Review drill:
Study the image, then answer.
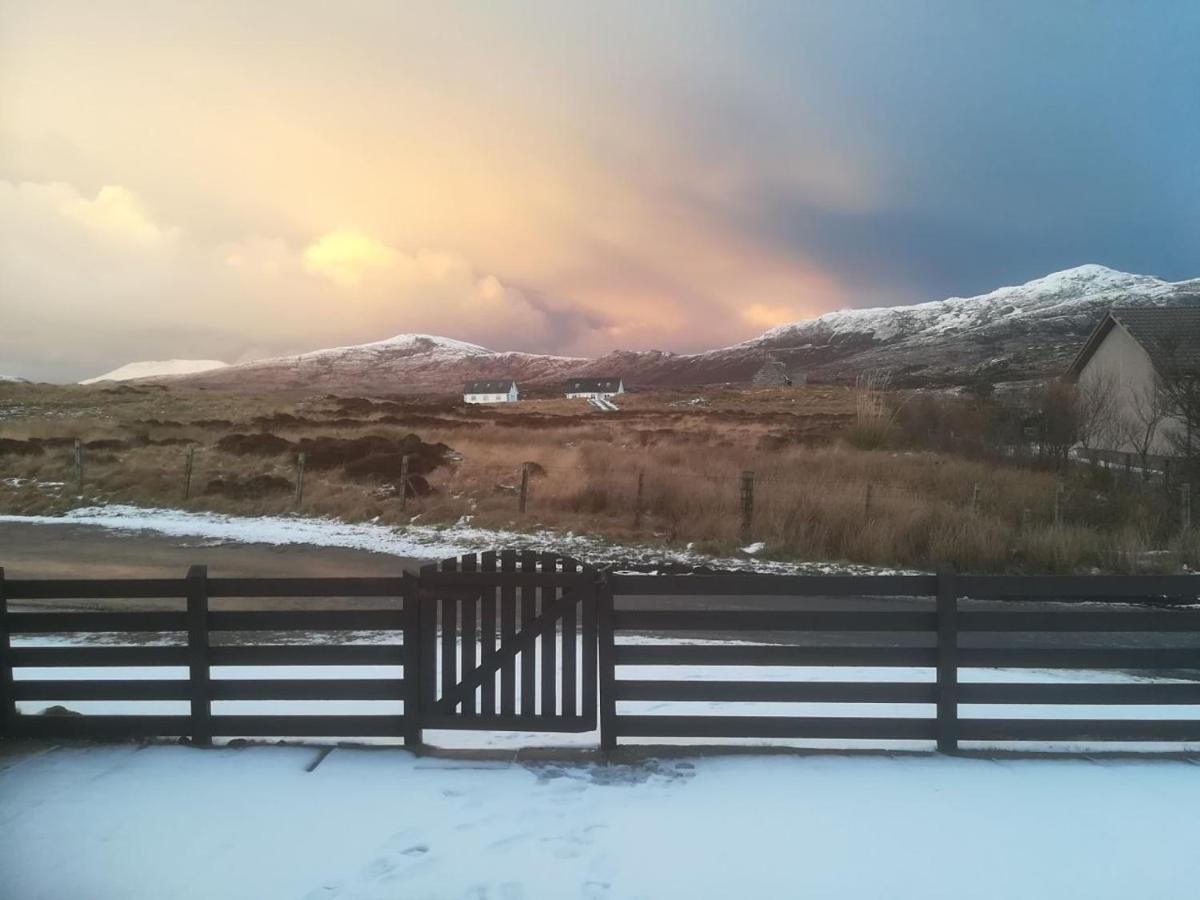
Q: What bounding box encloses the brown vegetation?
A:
[1,379,1196,573]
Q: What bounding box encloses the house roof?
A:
[564,377,622,393]
[463,379,516,393]
[1067,306,1200,380]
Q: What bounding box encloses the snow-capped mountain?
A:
[156,265,1199,394]
[80,359,229,385]
[739,265,1199,386]
[171,334,586,394]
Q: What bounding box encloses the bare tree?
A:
[1075,370,1121,453]
[1157,343,1200,478]
[1034,381,1079,469]
[1118,375,1170,477]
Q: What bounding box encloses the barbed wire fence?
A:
[4,442,1199,557]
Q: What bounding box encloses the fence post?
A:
[73,439,84,491]
[864,483,873,518]
[633,470,645,528]
[970,482,980,515]
[935,569,959,754]
[186,565,212,745]
[1182,483,1192,534]
[0,567,12,740]
[183,447,195,501]
[1054,481,1063,527]
[597,570,617,753]
[1021,508,1031,532]
[740,470,754,544]
[399,454,410,508]
[294,452,306,508]
[519,462,531,513]
[402,571,423,752]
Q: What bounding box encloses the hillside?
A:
[161,265,1199,395]
[81,359,229,384]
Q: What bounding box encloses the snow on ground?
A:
[2,741,1199,900]
[0,504,907,574]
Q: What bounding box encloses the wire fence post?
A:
[740,470,754,544]
[864,483,873,518]
[183,447,195,501]
[1182,483,1192,534]
[970,482,980,515]
[294,452,306,508]
[519,462,531,513]
[186,565,212,746]
[1054,481,1063,527]
[73,439,84,491]
[399,454,410,508]
[935,569,959,754]
[633,470,645,527]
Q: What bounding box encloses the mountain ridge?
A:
[124,265,1200,395]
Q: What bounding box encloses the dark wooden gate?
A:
[417,551,598,732]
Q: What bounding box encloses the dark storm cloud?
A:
[667,0,1200,302]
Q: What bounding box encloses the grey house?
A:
[751,356,806,387]
[1067,307,1200,457]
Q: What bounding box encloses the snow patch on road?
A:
[0,504,910,574]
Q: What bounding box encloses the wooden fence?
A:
[601,572,1200,750]
[3,560,1200,751]
[0,566,417,744]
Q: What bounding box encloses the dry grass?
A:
[0,380,1189,572]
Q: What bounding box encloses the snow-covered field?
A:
[2,741,1198,900]
[0,504,909,574]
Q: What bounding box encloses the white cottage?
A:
[463,379,519,404]
[564,377,624,400]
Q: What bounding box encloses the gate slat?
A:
[520,550,537,716]
[480,551,497,716]
[460,554,477,716]
[419,566,438,721]
[500,550,517,715]
[440,557,458,713]
[581,571,598,724]
[562,559,578,718]
[540,553,558,716]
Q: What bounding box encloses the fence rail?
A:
[3,559,1200,752]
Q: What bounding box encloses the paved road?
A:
[0,521,419,611]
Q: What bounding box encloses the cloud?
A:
[302,230,398,286]
[0,180,563,380]
[741,303,807,331]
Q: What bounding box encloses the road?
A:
[2,521,1198,659]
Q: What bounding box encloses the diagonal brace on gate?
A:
[436,583,590,712]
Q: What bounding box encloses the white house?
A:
[463,379,519,404]
[1067,307,1200,459]
[564,377,624,400]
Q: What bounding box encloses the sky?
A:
[1,1,1198,382]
